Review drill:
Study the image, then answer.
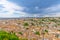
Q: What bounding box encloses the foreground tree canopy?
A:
[0,30,19,40]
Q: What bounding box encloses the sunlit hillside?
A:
[0,17,60,40]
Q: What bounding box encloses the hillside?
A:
[0,17,60,40]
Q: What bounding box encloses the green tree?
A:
[0,30,19,40]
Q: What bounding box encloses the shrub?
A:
[35,31,40,35]
[24,22,29,26]
[19,32,23,35]
[45,30,48,33]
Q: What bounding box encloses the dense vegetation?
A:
[0,30,19,40]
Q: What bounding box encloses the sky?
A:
[0,0,60,18]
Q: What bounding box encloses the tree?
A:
[0,30,19,40]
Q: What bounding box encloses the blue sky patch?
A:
[0,0,60,18]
